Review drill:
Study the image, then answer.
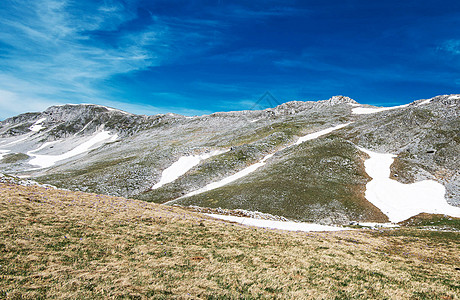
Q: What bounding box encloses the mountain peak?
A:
[326,95,359,105]
[46,103,132,115]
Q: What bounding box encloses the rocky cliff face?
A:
[0,95,458,223]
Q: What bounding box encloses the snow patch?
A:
[28,131,118,168]
[357,222,399,228]
[173,153,275,201]
[74,120,93,136]
[294,123,351,145]
[103,106,132,115]
[205,214,350,232]
[417,99,432,106]
[448,95,460,100]
[152,150,228,189]
[359,147,460,222]
[352,104,409,115]
[29,118,46,132]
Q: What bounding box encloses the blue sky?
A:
[0,0,459,119]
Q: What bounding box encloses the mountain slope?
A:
[173,132,388,224]
[0,95,459,224]
[1,182,459,299]
[339,94,460,205]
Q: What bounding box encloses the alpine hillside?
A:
[0,95,459,225]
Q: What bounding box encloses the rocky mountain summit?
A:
[0,94,459,224]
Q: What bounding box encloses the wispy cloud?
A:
[0,0,224,119]
[438,39,460,55]
[0,1,156,113]
[0,1,164,77]
[273,49,451,85]
[0,89,58,120]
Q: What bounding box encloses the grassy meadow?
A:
[0,182,459,299]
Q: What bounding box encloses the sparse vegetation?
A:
[399,213,460,231]
[1,183,458,299]
[0,153,29,164]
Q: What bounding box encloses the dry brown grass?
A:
[0,183,459,299]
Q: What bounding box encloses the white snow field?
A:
[352,104,409,115]
[152,149,228,189]
[165,123,351,204]
[28,131,118,168]
[205,213,350,232]
[359,147,460,223]
[29,118,46,132]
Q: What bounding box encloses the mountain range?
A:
[1,94,459,225]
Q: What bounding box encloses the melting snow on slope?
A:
[0,136,29,147]
[0,150,10,161]
[29,118,46,132]
[357,222,399,228]
[417,99,432,106]
[359,147,460,223]
[0,137,29,160]
[294,123,351,145]
[166,123,351,204]
[205,214,350,232]
[28,131,118,168]
[172,153,275,201]
[152,150,228,189]
[352,104,409,115]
